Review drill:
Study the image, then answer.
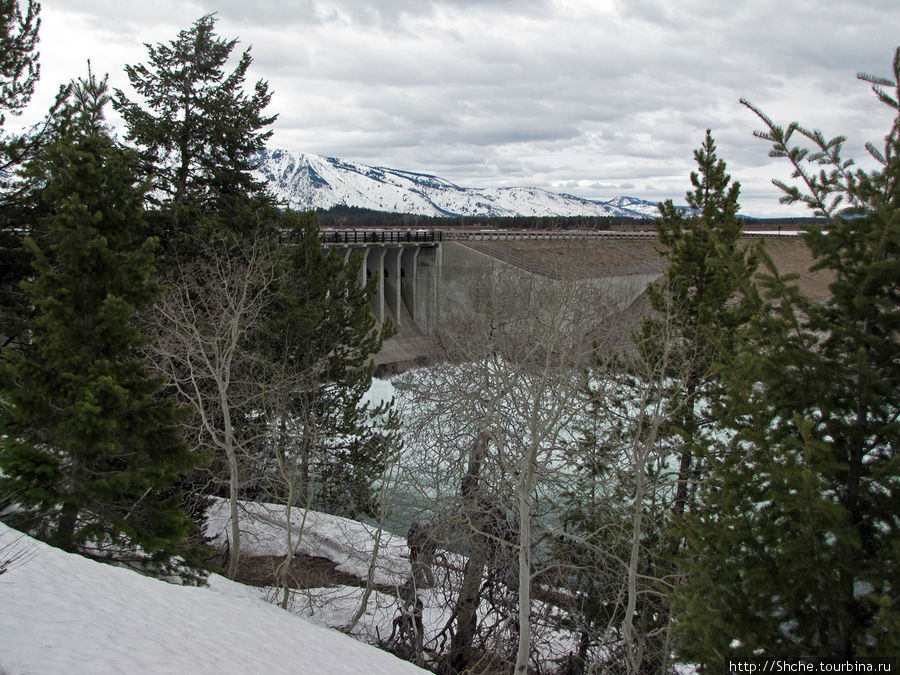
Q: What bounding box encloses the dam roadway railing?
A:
[319,228,797,244]
[320,228,663,244]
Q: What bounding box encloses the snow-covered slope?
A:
[602,195,665,218]
[256,148,660,218]
[0,522,426,675]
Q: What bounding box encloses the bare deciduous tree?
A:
[395,256,622,673]
[145,237,277,579]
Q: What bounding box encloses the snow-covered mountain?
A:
[255,148,661,219]
[601,195,665,218]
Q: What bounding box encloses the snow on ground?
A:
[1,495,692,672]
[203,498,581,664]
[201,497,455,646]
[0,522,426,675]
[204,498,410,587]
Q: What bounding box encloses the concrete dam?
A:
[322,228,828,370]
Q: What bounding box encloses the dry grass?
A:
[231,553,368,589]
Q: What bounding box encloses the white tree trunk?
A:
[515,466,533,674]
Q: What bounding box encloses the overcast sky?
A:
[17,0,900,216]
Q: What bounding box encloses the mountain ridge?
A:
[255,149,663,219]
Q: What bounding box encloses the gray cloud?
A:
[22,0,900,216]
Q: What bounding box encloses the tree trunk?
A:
[449,432,489,671]
[54,457,86,552]
[514,482,532,674]
[226,440,241,580]
[514,443,539,674]
[673,378,698,519]
[222,386,241,580]
[55,501,79,553]
[275,414,295,610]
[623,458,647,674]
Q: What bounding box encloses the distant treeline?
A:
[741,216,828,229]
[313,205,824,230]
[314,205,653,230]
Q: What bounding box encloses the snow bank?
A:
[0,522,426,675]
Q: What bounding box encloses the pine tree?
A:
[0,1,66,189]
[112,14,276,251]
[0,0,41,351]
[0,71,197,570]
[258,210,396,517]
[647,129,758,518]
[551,132,758,669]
[0,0,38,131]
[674,48,900,663]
